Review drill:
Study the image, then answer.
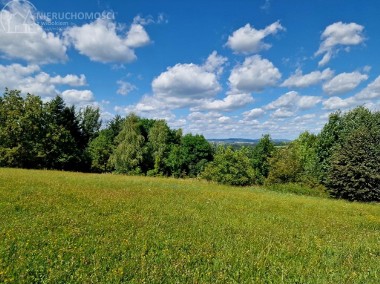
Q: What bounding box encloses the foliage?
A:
[43,96,84,170]
[179,134,214,177]
[109,113,145,174]
[0,90,102,171]
[293,131,319,184]
[148,120,171,175]
[79,106,102,145]
[165,144,185,177]
[251,134,275,184]
[87,129,115,172]
[2,89,380,201]
[316,106,375,183]
[327,126,380,201]
[316,111,343,183]
[266,131,319,186]
[0,90,45,168]
[163,133,213,178]
[266,145,302,184]
[317,106,380,201]
[202,146,255,186]
[87,115,126,173]
[0,90,213,178]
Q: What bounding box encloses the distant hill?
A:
[207,138,291,145]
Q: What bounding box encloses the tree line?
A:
[0,89,213,178]
[1,89,379,202]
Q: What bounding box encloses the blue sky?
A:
[1,0,380,139]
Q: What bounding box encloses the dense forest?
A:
[1,89,379,202]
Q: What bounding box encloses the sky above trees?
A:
[1,0,380,139]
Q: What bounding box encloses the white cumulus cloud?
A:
[322,96,355,110]
[322,76,380,110]
[186,111,238,136]
[266,91,322,113]
[64,18,150,63]
[151,55,223,108]
[315,22,365,66]
[192,93,254,112]
[297,96,323,110]
[125,23,151,48]
[61,89,94,105]
[0,63,87,98]
[226,21,285,54]
[0,1,67,64]
[203,51,228,76]
[271,108,295,118]
[117,80,137,96]
[281,68,333,88]
[243,108,265,119]
[323,71,368,95]
[119,52,227,113]
[229,55,281,93]
[355,75,380,100]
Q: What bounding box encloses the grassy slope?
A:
[0,168,379,283]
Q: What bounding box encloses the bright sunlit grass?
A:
[0,168,379,283]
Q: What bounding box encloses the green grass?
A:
[264,183,329,198]
[0,168,379,283]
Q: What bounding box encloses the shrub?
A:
[202,146,255,186]
[266,146,302,184]
[266,132,320,186]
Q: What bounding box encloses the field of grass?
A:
[0,168,379,283]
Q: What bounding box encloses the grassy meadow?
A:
[0,168,379,283]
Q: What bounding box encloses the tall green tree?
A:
[109,113,145,174]
[79,106,102,145]
[251,134,275,184]
[148,120,170,175]
[294,131,319,184]
[107,115,124,139]
[0,90,45,168]
[87,115,125,173]
[166,144,184,177]
[87,129,114,172]
[20,94,46,168]
[0,89,25,167]
[328,126,380,201]
[43,96,83,170]
[316,106,374,184]
[319,107,380,201]
[165,129,184,177]
[179,134,214,177]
